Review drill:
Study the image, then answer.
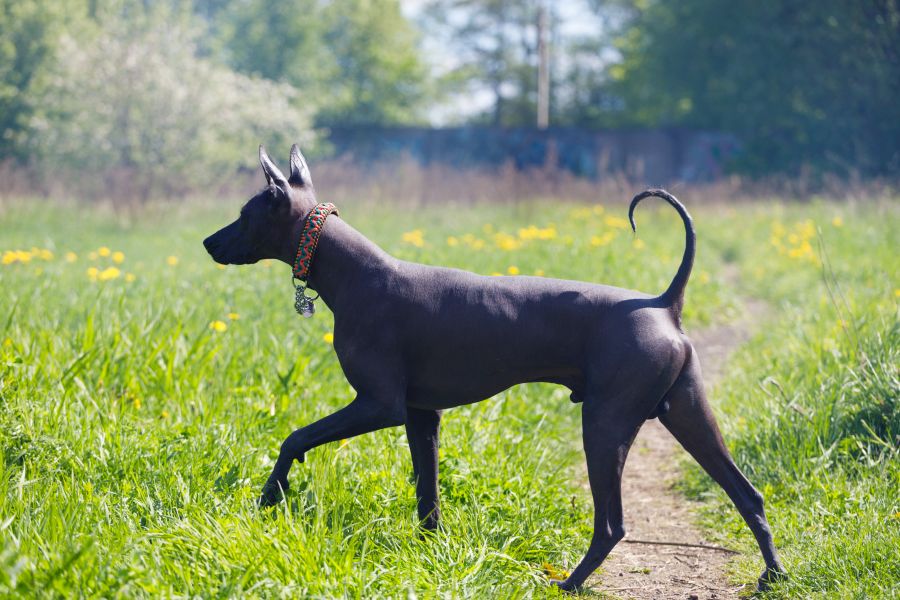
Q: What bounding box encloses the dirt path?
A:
[587,298,767,599]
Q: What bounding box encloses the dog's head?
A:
[203,145,317,265]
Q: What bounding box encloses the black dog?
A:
[203,145,785,592]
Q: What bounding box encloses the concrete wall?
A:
[325,126,740,183]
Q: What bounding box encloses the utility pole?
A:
[537,3,550,129]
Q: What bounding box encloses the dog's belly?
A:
[405,361,584,409]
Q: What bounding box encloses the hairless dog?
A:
[203,145,785,592]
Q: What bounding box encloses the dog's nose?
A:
[203,236,217,253]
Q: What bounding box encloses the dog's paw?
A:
[549,578,578,594]
[757,566,786,592]
[257,479,289,508]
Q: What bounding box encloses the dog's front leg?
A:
[405,407,442,530]
[259,396,405,507]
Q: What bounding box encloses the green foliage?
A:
[26,8,314,199]
[421,0,548,126]
[602,0,900,177]
[1,0,427,193]
[214,0,326,93]
[0,0,87,160]
[318,0,428,126]
[216,0,428,127]
[678,203,900,597]
[0,197,739,596]
[2,197,896,596]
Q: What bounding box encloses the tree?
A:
[0,0,87,161]
[318,0,428,126]
[213,0,327,98]
[599,0,900,176]
[421,0,550,126]
[214,0,428,127]
[27,10,315,199]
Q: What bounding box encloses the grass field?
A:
[1,196,897,598]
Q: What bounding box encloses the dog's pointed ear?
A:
[259,145,289,188]
[288,144,312,187]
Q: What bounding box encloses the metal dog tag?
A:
[294,285,316,318]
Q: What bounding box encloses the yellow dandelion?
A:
[894,289,900,298]
[831,216,843,227]
[38,249,53,261]
[539,226,557,240]
[209,320,228,332]
[590,232,616,247]
[401,229,425,248]
[604,215,629,229]
[491,272,503,276]
[632,238,646,250]
[542,562,570,580]
[797,220,816,239]
[339,439,349,447]
[518,225,539,240]
[534,269,545,277]
[86,266,99,281]
[470,238,485,250]
[133,397,142,410]
[98,246,111,257]
[3,338,12,347]
[161,410,170,419]
[8,250,32,264]
[112,251,125,263]
[518,225,557,241]
[125,273,136,282]
[507,265,520,275]
[216,264,226,270]
[698,271,711,284]
[65,251,77,263]
[98,267,120,281]
[227,312,240,320]
[446,236,459,247]
[1,251,16,265]
[166,255,179,266]
[494,232,522,251]
[323,332,335,344]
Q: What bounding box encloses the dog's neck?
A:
[281,214,391,312]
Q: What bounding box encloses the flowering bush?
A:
[27,15,315,200]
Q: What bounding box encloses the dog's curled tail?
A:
[628,188,695,322]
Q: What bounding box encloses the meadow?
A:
[0,195,897,598]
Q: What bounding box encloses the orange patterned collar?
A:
[292,202,340,282]
[292,202,339,318]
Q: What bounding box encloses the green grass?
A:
[679,202,900,598]
[0,197,897,597]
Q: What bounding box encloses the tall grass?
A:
[681,203,899,598]
[0,197,896,597]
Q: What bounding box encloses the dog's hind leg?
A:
[405,407,442,530]
[660,353,786,590]
[553,398,645,592]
